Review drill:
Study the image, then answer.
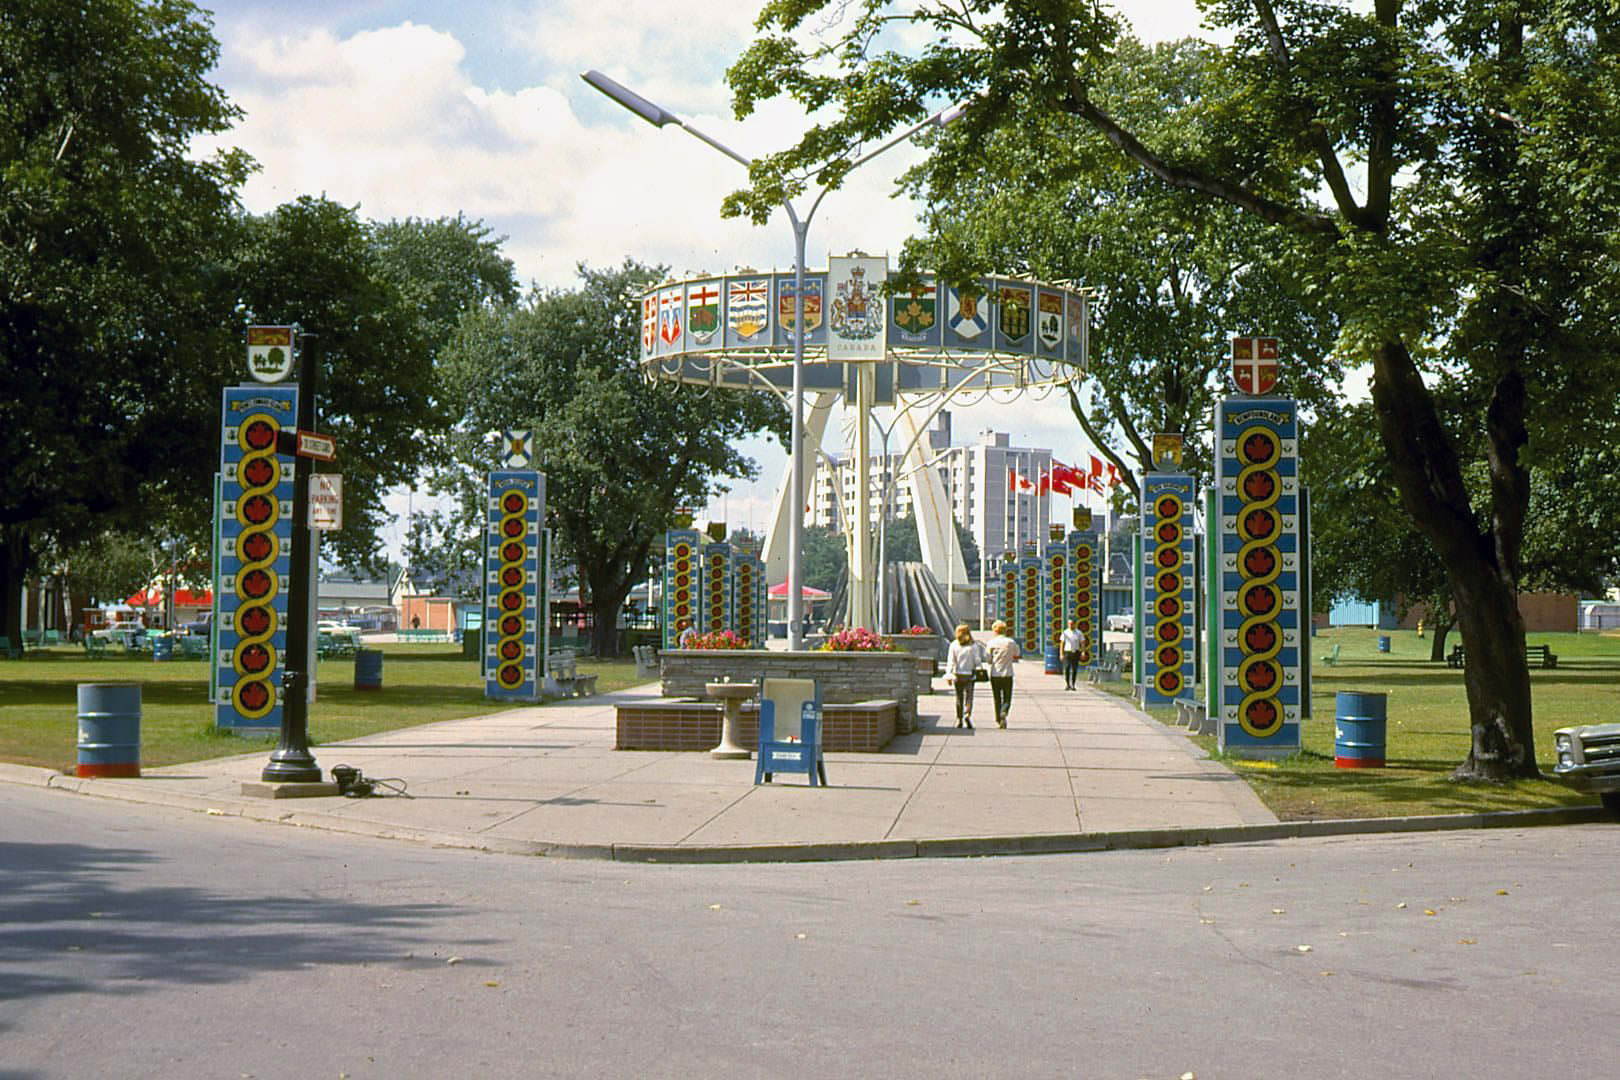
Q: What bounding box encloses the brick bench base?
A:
[616,700,897,753]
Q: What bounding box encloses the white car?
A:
[1106,612,1134,633]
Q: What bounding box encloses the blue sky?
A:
[198,0,1210,553]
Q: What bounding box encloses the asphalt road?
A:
[3,784,1616,1079]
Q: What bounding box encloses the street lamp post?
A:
[580,69,967,649]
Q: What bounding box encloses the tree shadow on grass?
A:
[0,839,487,1010]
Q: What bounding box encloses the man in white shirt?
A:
[1060,619,1085,690]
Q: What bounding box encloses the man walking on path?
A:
[986,620,1021,728]
[1060,619,1084,690]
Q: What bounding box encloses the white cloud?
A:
[200,0,1209,560]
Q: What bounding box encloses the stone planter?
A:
[659,649,923,733]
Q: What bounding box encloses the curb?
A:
[5,765,1609,863]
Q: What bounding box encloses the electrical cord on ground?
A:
[330,764,411,799]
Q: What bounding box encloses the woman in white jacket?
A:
[945,623,987,729]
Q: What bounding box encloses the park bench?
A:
[632,643,660,680]
[178,635,210,660]
[1526,643,1559,669]
[1088,649,1124,684]
[398,628,451,643]
[1173,695,1207,730]
[1448,642,1557,670]
[83,635,110,659]
[545,650,598,698]
[317,631,358,659]
[2,636,21,660]
[1320,642,1341,666]
[43,629,61,646]
[21,629,41,648]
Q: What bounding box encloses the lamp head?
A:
[581,69,680,128]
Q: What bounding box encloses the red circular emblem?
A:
[1243,508,1276,539]
[502,542,524,563]
[237,681,270,710]
[1243,661,1278,692]
[1243,584,1277,616]
[501,615,522,635]
[240,643,270,673]
[503,492,526,513]
[239,607,271,636]
[500,639,522,660]
[242,457,275,488]
[240,569,273,599]
[499,664,524,687]
[241,532,273,562]
[1242,471,1276,501]
[1245,699,1280,732]
[242,420,277,451]
[1243,547,1277,577]
[1244,623,1277,652]
[501,592,523,611]
[1242,433,1276,463]
[241,494,275,526]
[502,519,524,538]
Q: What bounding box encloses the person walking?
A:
[1060,619,1085,690]
[986,620,1021,728]
[945,623,987,730]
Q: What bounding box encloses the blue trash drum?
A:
[354,647,383,690]
[1043,645,1062,675]
[1377,635,1391,653]
[76,683,142,778]
[1334,690,1387,768]
[151,634,174,662]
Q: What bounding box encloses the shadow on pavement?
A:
[0,839,478,1007]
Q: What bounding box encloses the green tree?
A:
[231,199,518,572]
[907,37,1342,498]
[726,1,1620,781]
[0,0,251,644]
[801,525,848,594]
[436,261,787,656]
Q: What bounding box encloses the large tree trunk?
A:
[0,526,31,647]
[1450,557,1535,778]
[1369,339,1538,780]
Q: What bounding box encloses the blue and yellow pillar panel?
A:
[1215,399,1303,755]
[1042,541,1067,672]
[700,542,733,634]
[733,553,764,647]
[1018,552,1042,655]
[1141,474,1197,705]
[663,529,699,648]
[1000,558,1018,630]
[1068,530,1102,666]
[484,470,545,701]
[216,386,297,730]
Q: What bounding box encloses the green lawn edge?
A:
[0,643,646,773]
[1098,626,1620,820]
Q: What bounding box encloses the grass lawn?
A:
[0,643,646,773]
[1112,626,1620,820]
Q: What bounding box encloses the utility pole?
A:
[261,333,321,783]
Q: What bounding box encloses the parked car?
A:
[1553,723,1620,814]
[1106,612,1134,633]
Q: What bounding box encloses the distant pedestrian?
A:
[677,618,697,649]
[945,623,987,730]
[1060,619,1085,690]
[986,620,1021,728]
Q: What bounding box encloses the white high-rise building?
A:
[809,412,1063,565]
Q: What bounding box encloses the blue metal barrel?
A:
[1335,690,1387,768]
[354,647,383,690]
[1377,635,1391,653]
[76,683,142,778]
[1044,645,1062,675]
[151,635,174,662]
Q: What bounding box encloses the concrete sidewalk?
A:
[5,670,1605,861]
